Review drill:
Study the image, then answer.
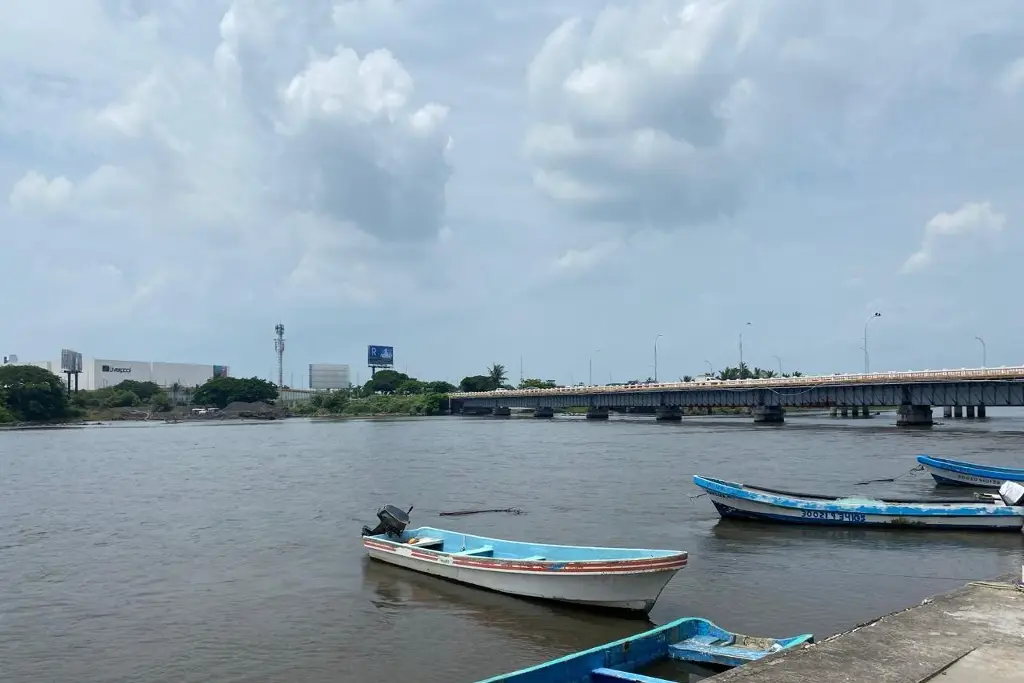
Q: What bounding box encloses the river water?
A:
[2,411,1023,683]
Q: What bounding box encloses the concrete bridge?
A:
[448,366,1024,426]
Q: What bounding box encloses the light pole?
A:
[589,348,601,386]
[863,312,881,373]
[704,360,713,377]
[772,355,783,376]
[975,336,986,368]
[654,334,663,382]
[739,322,751,372]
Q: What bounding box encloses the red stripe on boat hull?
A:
[361,539,687,575]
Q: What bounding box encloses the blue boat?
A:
[917,455,1024,488]
[692,475,1024,531]
[473,617,813,682]
[360,505,688,613]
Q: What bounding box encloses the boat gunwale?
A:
[918,454,1024,477]
[692,475,1022,516]
[362,526,688,569]
[470,617,812,683]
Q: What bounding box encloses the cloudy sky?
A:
[3,0,1023,386]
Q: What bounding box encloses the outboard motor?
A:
[999,481,1024,507]
[361,504,414,538]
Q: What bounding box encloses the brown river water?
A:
[2,411,1023,682]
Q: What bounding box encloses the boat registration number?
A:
[800,509,867,523]
[436,555,454,565]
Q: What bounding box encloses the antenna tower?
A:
[274,323,285,388]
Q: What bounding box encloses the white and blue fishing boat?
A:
[359,505,688,613]
[473,617,813,682]
[692,475,1024,531]
[917,454,1024,488]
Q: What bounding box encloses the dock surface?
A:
[714,578,1024,683]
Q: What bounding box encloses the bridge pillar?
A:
[896,404,933,427]
[851,406,861,418]
[493,406,511,417]
[943,406,952,419]
[965,405,976,419]
[840,407,848,417]
[533,406,554,418]
[752,406,785,424]
[954,405,963,418]
[861,406,873,418]
[655,406,682,421]
[585,406,609,420]
[977,404,987,419]
[829,407,838,417]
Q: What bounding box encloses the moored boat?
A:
[692,475,1024,531]
[917,454,1024,488]
[359,504,687,613]
[472,616,814,682]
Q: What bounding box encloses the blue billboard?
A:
[367,345,394,367]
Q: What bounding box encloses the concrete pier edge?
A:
[713,576,1024,683]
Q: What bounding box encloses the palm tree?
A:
[487,363,507,390]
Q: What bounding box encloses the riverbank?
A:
[717,576,1024,683]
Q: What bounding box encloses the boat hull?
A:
[362,538,684,613]
[472,616,813,683]
[917,455,1024,488]
[694,475,1024,531]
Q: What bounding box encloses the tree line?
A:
[0,364,280,424]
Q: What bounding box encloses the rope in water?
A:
[438,507,524,517]
[854,464,924,485]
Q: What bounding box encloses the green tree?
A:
[459,375,493,392]
[113,380,163,402]
[487,363,507,389]
[423,380,456,394]
[395,379,424,395]
[0,365,72,422]
[363,369,409,395]
[192,376,279,408]
[518,378,557,389]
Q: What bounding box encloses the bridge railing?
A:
[448,366,1024,399]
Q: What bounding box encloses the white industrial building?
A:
[3,355,229,390]
[80,359,230,390]
[309,363,351,390]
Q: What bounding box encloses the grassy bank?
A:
[293,392,448,418]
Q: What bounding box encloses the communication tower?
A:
[274,323,285,388]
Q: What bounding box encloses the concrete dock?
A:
[715,578,1024,683]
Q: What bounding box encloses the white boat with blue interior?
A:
[360,505,688,613]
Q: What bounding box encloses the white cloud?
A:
[996,57,1024,95]
[901,202,1007,274]
[8,171,74,209]
[525,0,1024,230]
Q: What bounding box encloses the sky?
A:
[2,0,1023,387]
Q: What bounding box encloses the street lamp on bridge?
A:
[654,334,663,382]
[863,312,881,373]
[589,348,601,386]
[772,355,783,376]
[975,336,987,368]
[704,360,714,377]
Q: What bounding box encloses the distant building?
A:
[309,363,351,390]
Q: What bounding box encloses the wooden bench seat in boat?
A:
[450,545,494,557]
[591,667,677,683]
[407,537,444,548]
